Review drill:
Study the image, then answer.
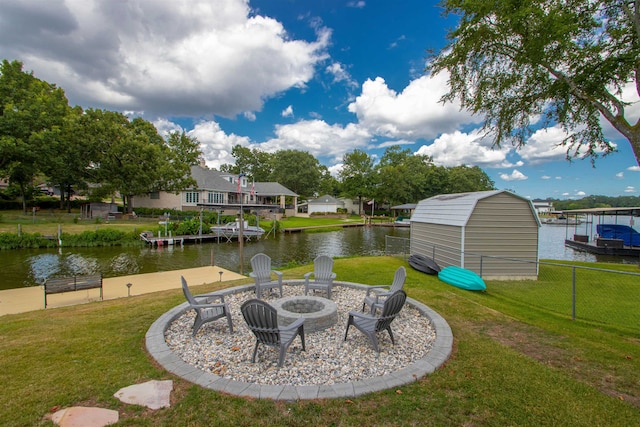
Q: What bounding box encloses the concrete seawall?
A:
[0,266,246,317]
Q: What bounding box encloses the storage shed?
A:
[410,190,541,280]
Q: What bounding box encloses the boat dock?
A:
[560,206,640,258]
[139,232,263,246]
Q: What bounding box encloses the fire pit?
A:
[271,295,338,333]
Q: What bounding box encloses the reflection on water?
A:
[1,224,636,291]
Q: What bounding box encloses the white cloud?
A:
[347,1,366,8]
[616,172,624,178]
[348,74,480,140]
[575,191,586,196]
[281,105,294,118]
[259,119,372,163]
[186,120,251,169]
[326,62,358,88]
[415,129,510,167]
[628,166,640,172]
[518,125,617,165]
[499,169,528,182]
[0,0,330,118]
[624,186,636,193]
[541,175,551,180]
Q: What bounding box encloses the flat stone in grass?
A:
[113,379,173,410]
[51,407,118,427]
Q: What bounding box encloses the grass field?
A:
[0,256,638,426]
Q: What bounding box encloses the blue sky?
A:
[1,0,638,200]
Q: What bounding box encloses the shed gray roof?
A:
[412,190,536,227]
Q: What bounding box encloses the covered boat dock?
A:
[561,206,640,257]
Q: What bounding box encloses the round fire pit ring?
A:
[270,295,338,333]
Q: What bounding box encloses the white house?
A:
[307,195,345,214]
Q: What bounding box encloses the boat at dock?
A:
[210,220,265,241]
[560,206,640,258]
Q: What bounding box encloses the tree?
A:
[375,146,435,206]
[339,149,376,214]
[39,106,94,211]
[85,111,197,213]
[428,0,640,165]
[0,60,70,213]
[446,165,495,194]
[221,144,274,181]
[269,150,323,197]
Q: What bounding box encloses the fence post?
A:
[572,266,577,321]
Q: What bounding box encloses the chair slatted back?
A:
[389,267,406,293]
[181,276,198,306]
[376,290,407,332]
[241,299,281,346]
[251,253,272,283]
[313,255,334,283]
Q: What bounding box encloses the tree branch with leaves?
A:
[428,0,640,165]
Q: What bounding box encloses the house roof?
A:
[412,190,538,227]
[190,166,297,196]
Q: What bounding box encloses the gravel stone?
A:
[165,284,436,386]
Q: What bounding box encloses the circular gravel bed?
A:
[165,283,437,387]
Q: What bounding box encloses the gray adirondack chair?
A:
[362,266,406,314]
[181,276,233,336]
[241,299,305,367]
[344,290,407,353]
[249,253,283,299]
[304,255,336,299]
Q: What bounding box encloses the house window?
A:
[185,192,199,204]
[208,192,224,204]
[149,191,160,199]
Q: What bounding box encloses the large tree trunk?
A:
[66,184,72,213]
[19,183,27,215]
[59,185,65,210]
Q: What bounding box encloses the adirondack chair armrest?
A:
[365,286,389,297]
[273,270,283,282]
[303,272,313,280]
[280,316,305,332]
[329,272,337,280]
[189,302,226,310]
[194,293,226,303]
[347,310,375,321]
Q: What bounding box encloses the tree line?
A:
[0,60,200,213]
[220,144,495,214]
[1,58,495,215]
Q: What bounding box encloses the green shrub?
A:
[0,232,57,249]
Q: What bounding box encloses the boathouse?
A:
[410,190,541,280]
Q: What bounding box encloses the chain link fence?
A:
[386,237,640,333]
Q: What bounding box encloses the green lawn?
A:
[0,256,638,426]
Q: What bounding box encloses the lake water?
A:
[1,223,636,291]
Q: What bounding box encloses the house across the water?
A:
[133,165,299,218]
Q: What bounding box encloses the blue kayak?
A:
[438,266,486,291]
